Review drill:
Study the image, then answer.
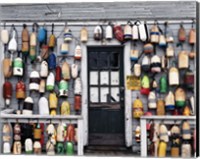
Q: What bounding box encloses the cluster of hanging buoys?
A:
[130,20,195,158]
[92,20,149,44]
[2,122,76,155]
[0,20,196,157]
[131,20,195,119]
[1,22,83,117]
[146,120,195,158]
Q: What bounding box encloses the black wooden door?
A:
[88,46,125,146]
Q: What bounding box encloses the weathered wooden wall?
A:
[0,1,197,155]
[0,1,196,21]
[0,22,196,152]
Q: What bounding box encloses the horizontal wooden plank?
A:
[0,1,196,21]
[1,1,195,7]
[0,113,83,119]
[141,115,196,120]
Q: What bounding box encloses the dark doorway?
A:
[87,46,125,146]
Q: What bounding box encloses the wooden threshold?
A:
[89,133,125,146]
[84,145,133,156]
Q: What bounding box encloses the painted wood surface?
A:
[124,42,132,147]
[0,21,197,153]
[0,1,197,155]
[141,115,196,120]
[0,114,83,119]
[0,1,196,21]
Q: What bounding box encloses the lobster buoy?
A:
[29,71,40,91]
[3,81,12,106]
[22,97,34,115]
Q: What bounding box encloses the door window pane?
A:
[89,52,98,69]
[98,52,108,68]
[90,71,98,85]
[110,52,119,68]
[90,87,99,103]
[100,87,109,103]
[111,71,119,85]
[111,87,120,103]
[100,71,109,85]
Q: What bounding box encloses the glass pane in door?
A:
[110,52,119,68]
[90,87,99,103]
[111,87,120,103]
[90,71,98,85]
[89,52,98,69]
[100,87,109,103]
[100,71,109,85]
[98,52,108,68]
[111,71,119,85]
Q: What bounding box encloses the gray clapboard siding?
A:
[1,22,196,152]
[0,1,197,155]
[0,1,196,21]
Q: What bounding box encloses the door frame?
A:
[87,46,125,146]
[81,41,132,147]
